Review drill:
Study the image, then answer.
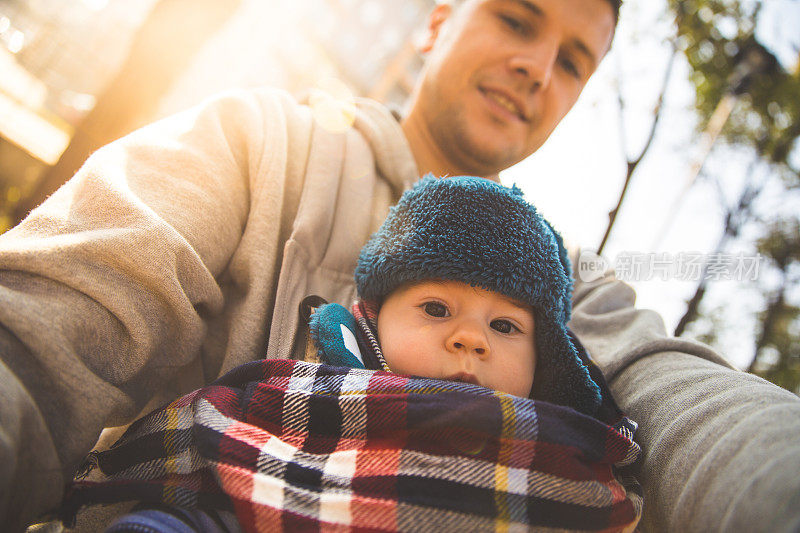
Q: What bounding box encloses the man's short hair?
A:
[604,0,622,25]
[443,0,622,26]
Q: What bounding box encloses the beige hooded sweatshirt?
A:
[1,88,799,532]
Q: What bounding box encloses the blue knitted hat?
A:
[355,175,601,415]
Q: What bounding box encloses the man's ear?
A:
[420,3,453,54]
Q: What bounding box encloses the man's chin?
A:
[457,142,523,176]
[433,115,526,175]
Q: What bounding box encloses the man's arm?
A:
[569,260,800,531]
[0,89,287,530]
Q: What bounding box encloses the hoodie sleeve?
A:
[0,88,285,531]
[568,249,800,532]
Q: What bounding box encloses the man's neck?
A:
[400,113,500,182]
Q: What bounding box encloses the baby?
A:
[308,174,601,415]
[85,176,635,533]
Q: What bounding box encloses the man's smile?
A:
[479,87,529,122]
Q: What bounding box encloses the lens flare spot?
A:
[310,77,356,134]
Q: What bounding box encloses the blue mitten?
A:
[308,303,366,369]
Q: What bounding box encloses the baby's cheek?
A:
[384,341,424,376]
[382,344,404,373]
[378,313,442,378]
[492,343,535,396]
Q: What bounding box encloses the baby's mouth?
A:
[447,372,480,386]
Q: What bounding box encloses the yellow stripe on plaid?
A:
[164,406,182,473]
[161,406,183,504]
[493,392,518,533]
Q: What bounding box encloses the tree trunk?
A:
[748,279,787,373]
[12,0,242,224]
[674,282,707,337]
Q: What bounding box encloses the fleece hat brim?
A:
[355,175,601,415]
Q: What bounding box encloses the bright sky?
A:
[502,0,800,369]
[757,0,800,71]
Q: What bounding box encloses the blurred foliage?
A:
[750,219,800,392]
[683,306,722,347]
[751,304,800,392]
[758,219,800,269]
[669,0,800,179]
[667,0,800,392]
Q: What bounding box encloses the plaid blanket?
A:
[63,359,642,532]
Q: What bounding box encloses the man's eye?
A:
[490,319,517,334]
[559,56,581,79]
[499,14,527,35]
[423,302,449,317]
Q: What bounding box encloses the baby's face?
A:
[377,280,536,397]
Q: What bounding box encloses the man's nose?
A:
[446,321,490,358]
[508,40,558,92]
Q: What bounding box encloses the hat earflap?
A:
[532,322,601,415]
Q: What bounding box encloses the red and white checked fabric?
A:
[63,359,642,532]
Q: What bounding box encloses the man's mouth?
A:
[481,89,526,121]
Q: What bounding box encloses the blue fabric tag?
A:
[308,303,366,369]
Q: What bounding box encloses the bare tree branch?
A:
[674,159,762,336]
[598,39,678,255]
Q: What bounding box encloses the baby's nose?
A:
[447,322,489,357]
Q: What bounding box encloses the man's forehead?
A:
[509,0,603,64]
[451,0,617,19]
[452,0,614,62]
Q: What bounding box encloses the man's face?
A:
[409,0,616,176]
[377,280,536,397]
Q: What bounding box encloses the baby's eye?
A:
[422,302,449,318]
[490,319,517,334]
